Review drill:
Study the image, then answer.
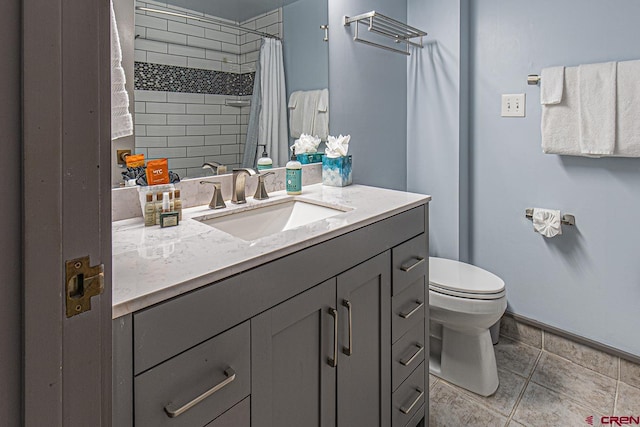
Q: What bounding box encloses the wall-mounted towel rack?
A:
[525,208,575,226]
[135,6,281,41]
[528,74,541,85]
[343,11,427,56]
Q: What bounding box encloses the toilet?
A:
[428,257,507,396]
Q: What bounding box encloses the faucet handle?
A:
[200,181,226,209]
[253,171,275,200]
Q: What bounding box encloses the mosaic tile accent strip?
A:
[134,62,254,96]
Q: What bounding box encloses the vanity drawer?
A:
[392,234,427,296]
[134,321,250,427]
[204,397,250,427]
[392,320,425,391]
[392,361,425,427]
[392,278,425,343]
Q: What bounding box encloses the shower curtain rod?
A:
[135,6,282,41]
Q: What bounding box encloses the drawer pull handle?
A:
[400,256,425,272]
[328,308,338,368]
[400,344,424,367]
[342,300,353,356]
[164,368,236,418]
[400,388,424,415]
[399,301,424,319]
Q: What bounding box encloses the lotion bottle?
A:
[144,193,155,227]
[155,191,164,225]
[286,148,302,195]
[174,189,183,221]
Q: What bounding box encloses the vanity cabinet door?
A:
[251,278,337,427]
[336,252,391,427]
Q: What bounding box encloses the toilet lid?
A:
[429,257,505,297]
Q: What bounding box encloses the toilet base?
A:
[429,326,499,397]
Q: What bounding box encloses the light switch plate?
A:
[501,94,526,117]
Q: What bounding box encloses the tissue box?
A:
[296,152,324,164]
[322,155,352,187]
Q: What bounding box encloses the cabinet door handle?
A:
[400,344,424,367]
[328,308,338,368]
[400,256,425,272]
[342,300,353,356]
[400,388,424,415]
[164,368,236,418]
[399,300,424,319]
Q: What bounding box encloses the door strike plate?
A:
[65,256,104,318]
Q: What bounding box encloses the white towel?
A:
[288,89,326,139]
[288,91,305,138]
[532,208,562,238]
[540,66,564,105]
[111,0,133,140]
[542,67,581,155]
[312,89,329,141]
[542,60,640,158]
[578,62,617,156]
[616,60,640,157]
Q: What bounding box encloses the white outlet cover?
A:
[501,93,526,117]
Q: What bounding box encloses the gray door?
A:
[252,279,337,427]
[336,252,392,427]
[23,0,112,425]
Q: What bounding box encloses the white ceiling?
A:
[163,0,300,22]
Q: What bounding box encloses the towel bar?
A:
[528,74,541,85]
[525,208,575,226]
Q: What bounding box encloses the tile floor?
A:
[429,336,640,426]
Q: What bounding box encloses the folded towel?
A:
[111,0,133,140]
[540,66,564,105]
[313,89,329,141]
[542,59,640,158]
[542,67,581,155]
[616,60,640,157]
[578,61,616,156]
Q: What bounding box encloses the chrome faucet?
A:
[231,168,257,204]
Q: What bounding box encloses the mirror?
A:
[132,0,329,178]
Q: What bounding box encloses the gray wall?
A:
[467,0,640,355]
[406,0,469,261]
[0,0,22,424]
[283,0,329,97]
[111,0,136,186]
[328,0,407,191]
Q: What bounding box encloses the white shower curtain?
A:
[258,38,288,166]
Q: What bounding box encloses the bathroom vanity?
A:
[112,184,430,427]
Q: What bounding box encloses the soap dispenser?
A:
[257,145,273,170]
[286,148,302,195]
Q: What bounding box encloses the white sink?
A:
[194,200,350,241]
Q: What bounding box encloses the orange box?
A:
[146,159,170,185]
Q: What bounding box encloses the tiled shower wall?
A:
[133,0,282,178]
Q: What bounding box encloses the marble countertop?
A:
[112,184,431,318]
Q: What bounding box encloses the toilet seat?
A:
[429,257,505,300]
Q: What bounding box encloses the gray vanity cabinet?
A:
[113,204,429,427]
[251,278,337,427]
[252,252,392,427]
[336,252,391,427]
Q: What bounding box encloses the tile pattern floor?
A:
[429,337,640,426]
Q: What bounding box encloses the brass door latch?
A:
[65,256,104,318]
